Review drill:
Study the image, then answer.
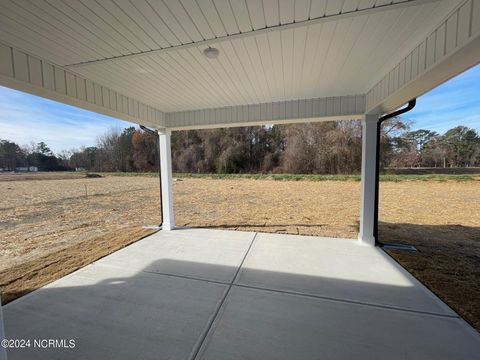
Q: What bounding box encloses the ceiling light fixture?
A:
[203,46,220,59]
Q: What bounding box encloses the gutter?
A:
[374,99,416,246]
[140,125,163,229]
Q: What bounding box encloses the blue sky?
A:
[0,65,479,154]
[404,64,480,134]
[0,87,133,154]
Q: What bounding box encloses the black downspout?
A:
[374,99,416,246]
[140,125,163,228]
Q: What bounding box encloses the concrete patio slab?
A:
[197,286,479,360]
[2,229,479,360]
[94,228,255,282]
[3,263,227,360]
[235,232,454,315]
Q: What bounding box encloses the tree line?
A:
[1,120,479,173]
[0,140,69,171]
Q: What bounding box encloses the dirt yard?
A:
[1,173,479,330]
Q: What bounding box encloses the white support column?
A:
[358,114,379,246]
[158,129,175,231]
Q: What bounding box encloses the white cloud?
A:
[0,86,135,154]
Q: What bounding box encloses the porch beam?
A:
[158,129,175,231]
[164,95,365,130]
[358,114,379,246]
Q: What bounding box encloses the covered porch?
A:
[1,0,480,358]
[3,228,480,359]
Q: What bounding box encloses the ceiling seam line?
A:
[242,37,270,101]
[0,3,96,63]
[96,0,153,52]
[14,0,109,62]
[217,42,256,104]
[64,0,440,68]
[128,0,171,48]
[160,0,195,44]
[296,23,309,99]
[71,2,140,51]
[253,35,273,101]
[330,14,371,94]
[0,12,80,65]
[49,0,121,58]
[145,0,183,46]
[212,44,251,105]
[226,39,262,103]
[79,62,184,110]
[180,47,244,106]
[65,1,131,55]
[227,0,242,33]
[161,51,234,107]
[130,56,211,108]
[178,0,205,41]
[211,0,230,37]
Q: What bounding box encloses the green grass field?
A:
[95,172,480,182]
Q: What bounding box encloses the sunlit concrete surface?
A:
[3,229,480,360]
[235,232,454,315]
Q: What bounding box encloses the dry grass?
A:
[0,173,479,330]
[174,178,361,237]
[1,175,160,271]
[0,227,153,303]
[0,171,87,181]
[383,225,480,331]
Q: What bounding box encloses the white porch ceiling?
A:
[0,0,461,114]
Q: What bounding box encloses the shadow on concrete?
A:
[3,254,480,360]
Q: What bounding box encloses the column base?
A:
[161,223,175,231]
[357,233,375,246]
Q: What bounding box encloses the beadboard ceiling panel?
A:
[0,0,463,112]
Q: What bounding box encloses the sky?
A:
[404,64,480,134]
[0,64,479,154]
[0,86,133,154]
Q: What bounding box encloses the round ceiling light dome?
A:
[203,47,220,59]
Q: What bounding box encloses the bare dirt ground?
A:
[1,173,479,330]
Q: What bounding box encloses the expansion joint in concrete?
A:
[188,232,258,360]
